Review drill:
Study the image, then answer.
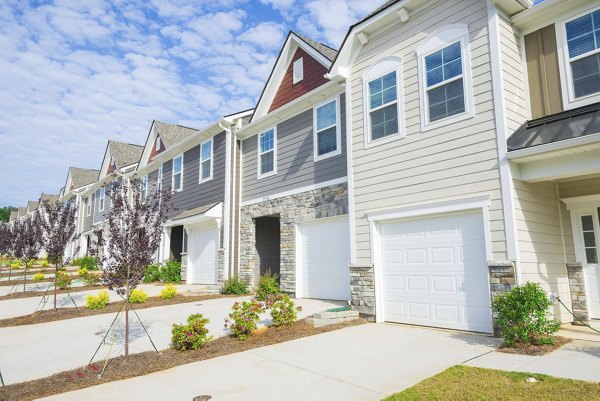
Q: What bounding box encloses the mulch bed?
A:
[0,285,107,301]
[498,336,572,356]
[0,318,366,401]
[0,293,234,328]
[0,277,56,287]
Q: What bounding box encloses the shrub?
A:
[129,289,148,304]
[40,260,49,268]
[33,273,45,282]
[56,271,73,289]
[255,271,280,301]
[71,256,98,270]
[78,268,88,277]
[161,260,181,283]
[161,284,177,300]
[82,271,101,286]
[171,313,212,351]
[143,264,162,283]
[221,275,248,295]
[265,294,302,328]
[491,282,561,347]
[224,299,265,340]
[11,261,20,269]
[86,290,110,309]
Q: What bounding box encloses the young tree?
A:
[0,224,10,270]
[92,179,171,358]
[12,217,43,292]
[38,199,79,310]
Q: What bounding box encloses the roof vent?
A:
[293,57,304,84]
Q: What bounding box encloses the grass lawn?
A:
[383,365,600,401]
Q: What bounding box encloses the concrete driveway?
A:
[40,324,500,401]
[0,297,341,385]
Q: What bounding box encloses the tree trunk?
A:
[125,265,131,359]
[54,265,58,310]
[7,257,11,282]
[23,263,26,292]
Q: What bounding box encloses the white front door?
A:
[379,211,493,333]
[187,225,219,285]
[576,208,600,319]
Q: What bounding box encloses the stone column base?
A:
[180,252,188,283]
[349,264,376,322]
[488,261,516,337]
[566,262,589,324]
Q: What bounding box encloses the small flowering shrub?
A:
[33,272,45,282]
[56,271,73,289]
[128,289,148,304]
[160,284,177,300]
[224,299,265,340]
[86,290,110,309]
[171,313,212,351]
[255,272,280,301]
[265,294,302,328]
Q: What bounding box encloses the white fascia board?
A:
[507,133,600,162]
[517,148,600,182]
[137,121,157,171]
[511,0,592,35]
[166,202,223,228]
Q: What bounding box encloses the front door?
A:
[576,207,600,319]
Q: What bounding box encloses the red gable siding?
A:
[268,47,329,112]
[147,135,164,163]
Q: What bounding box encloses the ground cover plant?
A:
[33,273,45,282]
[129,288,148,303]
[382,365,600,401]
[255,271,280,300]
[160,284,177,299]
[220,274,248,295]
[171,313,212,351]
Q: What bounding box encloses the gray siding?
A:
[163,131,226,219]
[241,93,347,202]
[82,195,93,232]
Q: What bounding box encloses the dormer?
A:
[251,31,338,122]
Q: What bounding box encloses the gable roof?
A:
[251,31,338,122]
[26,201,38,213]
[17,207,26,218]
[40,193,59,203]
[153,121,199,149]
[69,167,100,190]
[9,211,17,222]
[110,141,144,168]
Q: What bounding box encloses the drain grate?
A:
[193,396,212,401]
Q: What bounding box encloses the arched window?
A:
[417,24,474,130]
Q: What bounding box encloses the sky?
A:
[0,0,385,207]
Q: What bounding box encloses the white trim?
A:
[362,56,405,149]
[199,137,214,184]
[157,164,163,190]
[562,194,600,209]
[241,177,348,207]
[313,96,342,162]
[507,133,600,161]
[257,127,277,179]
[487,1,520,273]
[86,196,91,216]
[223,123,232,281]
[155,135,161,151]
[556,4,600,110]
[98,186,105,212]
[166,202,223,228]
[345,80,357,263]
[417,24,475,131]
[141,175,148,201]
[368,195,493,323]
[172,154,184,192]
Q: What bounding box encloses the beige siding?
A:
[350,0,507,263]
[513,179,571,321]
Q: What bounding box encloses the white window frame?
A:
[98,187,105,212]
[86,197,91,216]
[141,175,148,202]
[417,24,474,131]
[172,154,184,192]
[313,97,342,161]
[362,57,404,149]
[257,127,277,179]
[293,57,304,84]
[199,137,214,183]
[155,136,161,151]
[557,5,600,110]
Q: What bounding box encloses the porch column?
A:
[349,264,376,322]
[566,262,590,324]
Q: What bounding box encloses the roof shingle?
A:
[153,121,199,149]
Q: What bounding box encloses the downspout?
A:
[219,120,232,281]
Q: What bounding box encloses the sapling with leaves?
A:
[12,217,43,292]
[91,179,171,358]
[0,224,11,270]
[37,198,79,310]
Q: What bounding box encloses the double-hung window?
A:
[141,176,148,202]
[98,187,105,211]
[199,139,213,182]
[85,197,91,216]
[368,71,399,141]
[258,128,276,178]
[565,8,600,100]
[172,155,183,191]
[314,99,341,160]
[157,165,163,190]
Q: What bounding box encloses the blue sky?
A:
[0,0,385,206]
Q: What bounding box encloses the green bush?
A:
[265,294,302,328]
[11,261,21,269]
[161,260,181,283]
[56,271,73,289]
[161,284,177,300]
[86,290,110,309]
[33,273,45,282]
[78,268,88,277]
[143,264,162,283]
[255,271,280,301]
[221,275,248,295]
[40,260,49,268]
[83,271,102,286]
[71,256,98,270]
[129,289,148,304]
[491,282,561,346]
[224,299,265,340]
[171,313,212,351]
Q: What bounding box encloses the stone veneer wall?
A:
[566,262,589,323]
[349,264,376,322]
[239,183,348,292]
[180,252,188,282]
[488,261,517,336]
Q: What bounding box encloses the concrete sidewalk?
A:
[0,297,340,385]
[40,324,499,401]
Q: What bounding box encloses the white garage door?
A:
[187,225,219,285]
[380,211,492,333]
[298,218,350,300]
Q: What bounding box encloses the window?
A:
[86,197,91,216]
[314,98,341,160]
[98,187,105,211]
[199,138,213,182]
[581,215,598,263]
[141,176,148,202]
[368,71,399,140]
[157,165,163,190]
[172,155,183,191]
[565,9,600,100]
[182,228,188,253]
[258,128,276,178]
[417,25,473,130]
[293,57,304,84]
[155,136,161,151]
